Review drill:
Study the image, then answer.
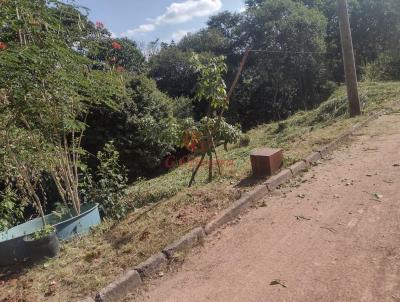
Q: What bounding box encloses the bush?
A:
[94,142,128,220]
[0,187,25,232]
[83,74,176,179]
[363,52,400,81]
[239,134,251,147]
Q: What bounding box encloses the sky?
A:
[74,0,245,43]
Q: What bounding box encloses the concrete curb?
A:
[163,227,205,259]
[303,152,322,166]
[81,110,384,302]
[289,161,308,176]
[95,270,142,302]
[80,298,95,302]
[134,252,168,279]
[204,194,255,235]
[265,169,293,190]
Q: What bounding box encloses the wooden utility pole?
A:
[337,0,361,117]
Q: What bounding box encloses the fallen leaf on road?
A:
[297,194,305,199]
[374,193,383,199]
[295,216,311,221]
[270,279,287,288]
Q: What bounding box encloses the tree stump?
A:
[250,148,283,176]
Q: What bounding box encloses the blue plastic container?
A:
[53,203,101,240]
[0,203,100,266]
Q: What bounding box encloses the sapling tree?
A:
[178,54,241,187]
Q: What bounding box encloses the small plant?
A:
[32,225,55,241]
[176,54,241,187]
[239,134,251,147]
[94,141,128,220]
[0,187,25,232]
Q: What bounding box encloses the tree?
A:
[88,37,147,74]
[231,0,330,129]
[0,0,125,219]
[148,44,198,98]
[175,54,241,187]
[83,75,177,179]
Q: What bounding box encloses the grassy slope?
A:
[1,82,399,302]
[126,81,400,206]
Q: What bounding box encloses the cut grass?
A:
[0,81,399,302]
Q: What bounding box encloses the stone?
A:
[204,195,253,235]
[303,152,321,165]
[265,169,293,191]
[95,270,142,302]
[289,161,307,176]
[163,227,205,258]
[80,298,96,302]
[134,253,167,278]
[246,185,270,202]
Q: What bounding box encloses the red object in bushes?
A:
[0,42,7,50]
[111,41,122,50]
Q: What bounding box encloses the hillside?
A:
[1,81,399,301]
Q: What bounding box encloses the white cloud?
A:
[122,0,222,38]
[123,24,155,37]
[172,29,192,41]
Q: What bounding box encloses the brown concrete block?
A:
[265,169,293,191]
[163,227,205,259]
[250,148,283,176]
[134,252,167,278]
[95,270,142,302]
[289,161,307,176]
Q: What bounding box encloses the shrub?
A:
[0,187,25,232]
[239,134,251,147]
[94,142,128,220]
[363,52,400,81]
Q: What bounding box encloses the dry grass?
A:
[0,81,399,301]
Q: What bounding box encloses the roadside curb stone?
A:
[134,252,167,279]
[163,227,205,259]
[303,152,322,166]
[204,195,254,235]
[246,185,270,202]
[79,298,96,302]
[265,169,293,191]
[289,161,308,176]
[94,270,142,302]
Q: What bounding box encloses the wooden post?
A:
[337,0,361,117]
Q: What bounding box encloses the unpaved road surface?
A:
[132,113,400,302]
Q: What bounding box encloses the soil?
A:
[131,113,400,302]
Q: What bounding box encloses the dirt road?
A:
[132,113,400,302]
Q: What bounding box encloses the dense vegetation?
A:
[150,0,400,129]
[0,0,399,228]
